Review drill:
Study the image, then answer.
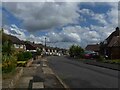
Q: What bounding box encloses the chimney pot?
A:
[116,27,119,36]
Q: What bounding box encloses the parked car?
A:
[83,51,99,59]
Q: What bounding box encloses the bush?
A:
[97,55,105,62]
[2,55,17,73]
[69,45,84,58]
[17,52,25,61]
[17,51,32,61]
[23,51,32,60]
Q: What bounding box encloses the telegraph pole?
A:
[45,37,46,47]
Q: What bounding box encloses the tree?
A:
[69,45,84,58]
[2,40,15,56]
[2,29,17,73]
[36,49,42,55]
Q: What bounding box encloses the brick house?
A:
[85,44,100,53]
[100,27,120,59]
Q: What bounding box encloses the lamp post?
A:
[45,37,46,47]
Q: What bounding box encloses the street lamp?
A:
[45,37,46,47]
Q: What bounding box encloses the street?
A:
[47,56,119,88]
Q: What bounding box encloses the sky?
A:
[1,1,119,49]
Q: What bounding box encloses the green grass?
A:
[103,59,120,64]
[17,61,27,67]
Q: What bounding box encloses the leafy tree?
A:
[2,41,15,56]
[69,45,75,57]
[36,49,42,55]
[2,29,17,73]
[69,45,84,58]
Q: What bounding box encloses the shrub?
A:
[23,51,32,60]
[97,55,105,62]
[2,55,17,73]
[17,51,32,61]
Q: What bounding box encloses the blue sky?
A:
[1,2,118,48]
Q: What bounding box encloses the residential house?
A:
[85,44,100,53]
[35,43,44,51]
[3,33,26,51]
[100,27,120,59]
[25,41,37,52]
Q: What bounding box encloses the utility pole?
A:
[45,37,46,47]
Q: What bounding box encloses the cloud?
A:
[2,2,119,49]
[3,24,48,45]
[79,8,108,25]
[3,2,80,32]
[3,24,27,40]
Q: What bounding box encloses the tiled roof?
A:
[106,27,120,45]
[108,36,120,47]
[85,44,100,51]
[3,33,24,44]
[35,44,44,48]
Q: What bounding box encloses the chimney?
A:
[116,27,120,36]
[1,27,4,32]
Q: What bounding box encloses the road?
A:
[46,56,119,88]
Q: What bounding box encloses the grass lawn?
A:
[17,61,27,67]
[103,59,120,64]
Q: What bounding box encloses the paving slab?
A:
[41,59,47,62]
[15,76,33,88]
[43,63,47,67]
[22,67,36,77]
[44,74,64,88]
[32,82,44,89]
[42,67,54,74]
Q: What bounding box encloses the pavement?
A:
[14,57,64,89]
[47,56,120,89]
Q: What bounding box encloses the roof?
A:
[3,33,24,44]
[34,44,44,48]
[106,27,120,45]
[25,41,37,50]
[108,36,120,47]
[85,44,100,51]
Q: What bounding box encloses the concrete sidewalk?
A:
[15,64,44,89]
[14,57,66,89]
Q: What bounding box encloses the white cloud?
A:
[2,2,119,49]
[3,24,26,40]
[3,24,46,44]
[3,2,80,32]
[107,3,118,27]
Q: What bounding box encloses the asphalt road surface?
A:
[46,56,120,89]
